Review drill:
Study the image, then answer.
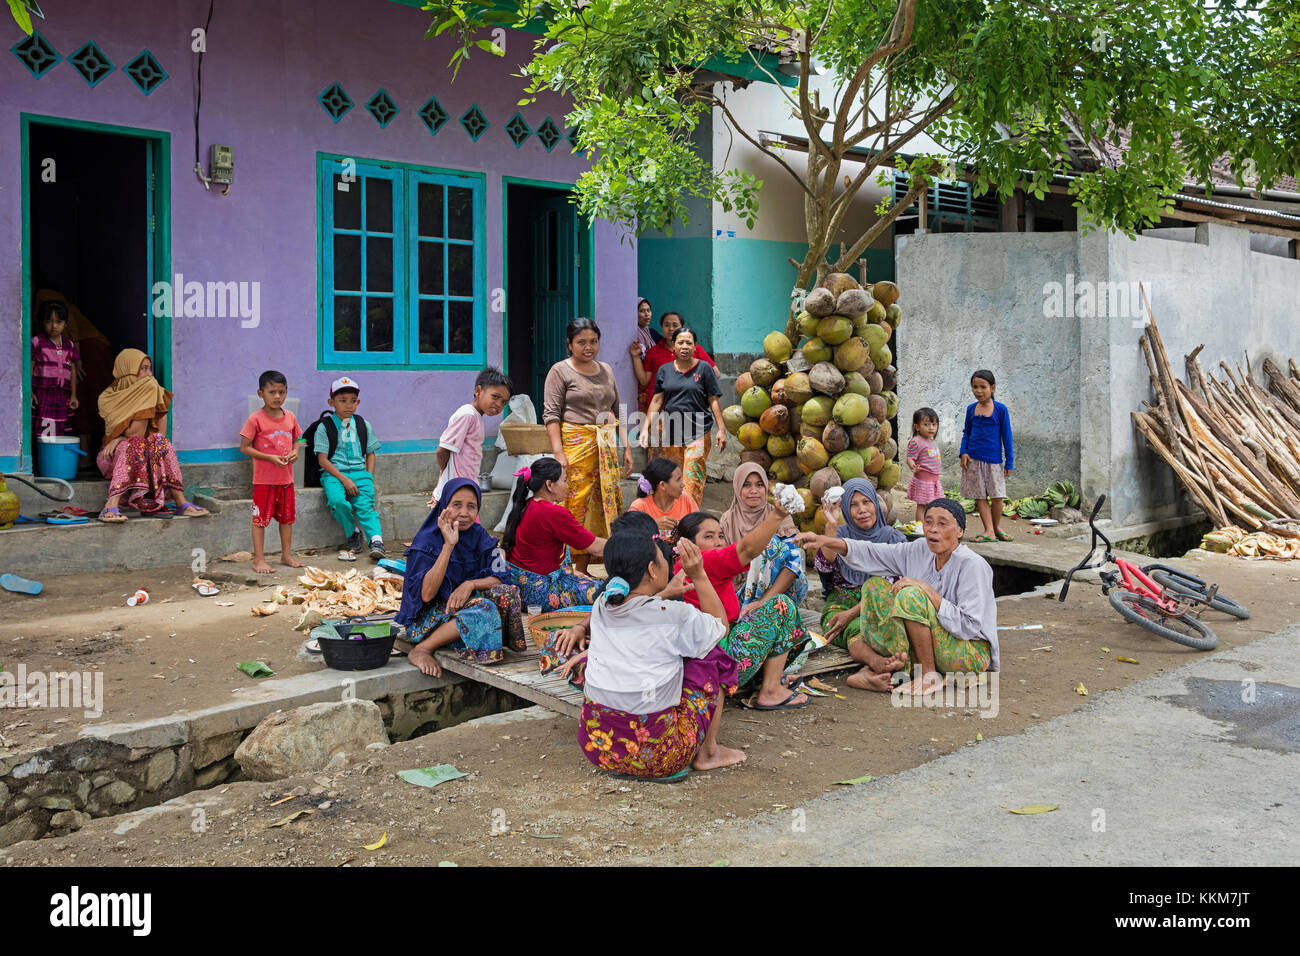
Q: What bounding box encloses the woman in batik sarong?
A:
[578,527,745,781]
[397,478,525,677]
[543,317,633,574]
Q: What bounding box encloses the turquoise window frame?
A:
[317,153,486,370]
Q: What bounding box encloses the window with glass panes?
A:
[318,156,484,367]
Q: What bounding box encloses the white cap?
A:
[330,376,360,396]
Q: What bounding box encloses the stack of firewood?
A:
[1130,294,1300,534]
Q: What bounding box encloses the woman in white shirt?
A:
[577,528,746,781]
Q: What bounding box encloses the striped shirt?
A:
[906,436,941,476]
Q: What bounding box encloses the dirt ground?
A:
[3,527,1297,865]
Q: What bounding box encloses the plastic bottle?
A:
[127,588,150,607]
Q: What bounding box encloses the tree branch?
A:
[698,89,817,199]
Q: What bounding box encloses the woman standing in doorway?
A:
[543,317,634,573]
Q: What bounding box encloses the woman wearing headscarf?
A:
[798,497,999,695]
[96,349,209,522]
[397,478,526,677]
[720,462,807,614]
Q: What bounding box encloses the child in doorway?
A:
[431,367,513,501]
[30,300,80,437]
[959,369,1015,541]
[315,376,385,561]
[239,370,304,574]
[905,407,943,523]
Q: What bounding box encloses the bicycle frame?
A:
[1108,559,1183,614]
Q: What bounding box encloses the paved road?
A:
[662,623,1300,866]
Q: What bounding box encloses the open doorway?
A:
[23,116,168,466]
[503,179,593,406]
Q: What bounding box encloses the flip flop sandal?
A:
[995,531,1015,541]
[0,573,42,595]
[971,534,995,542]
[45,514,88,525]
[13,515,39,524]
[176,501,209,517]
[98,507,128,524]
[754,692,809,711]
[60,506,94,516]
[192,580,220,597]
[338,549,357,562]
[610,768,691,784]
[378,558,407,575]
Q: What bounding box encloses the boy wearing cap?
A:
[315,377,385,560]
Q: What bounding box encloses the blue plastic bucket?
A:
[34,436,87,480]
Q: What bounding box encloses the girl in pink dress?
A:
[905,407,943,522]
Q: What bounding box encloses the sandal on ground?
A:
[176,501,210,517]
[754,692,809,711]
[98,507,128,524]
[610,768,691,784]
[192,579,220,597]
[0,573,42,595]
[971,534,994,542]
[995,530,1014,541]
[337,548,357,562]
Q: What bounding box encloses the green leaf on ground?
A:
[835,774,873,785]
[236,660,275,678]
[397,764,467,788]
[1002,804,1060,815]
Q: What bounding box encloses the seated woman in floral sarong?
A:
[797,498,1000,695]
[577,528,744,780]
[500,457,604,610]
[397,478,525,677]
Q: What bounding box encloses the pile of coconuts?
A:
[721,271,902,534]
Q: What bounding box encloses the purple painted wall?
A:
[0,0,638,463]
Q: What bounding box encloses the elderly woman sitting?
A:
[797,498,999,695]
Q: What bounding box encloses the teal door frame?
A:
[19,113,172,467]
[501,176,594,385]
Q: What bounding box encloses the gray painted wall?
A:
[897,223,1300,527]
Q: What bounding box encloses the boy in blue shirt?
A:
[315,377,384,560]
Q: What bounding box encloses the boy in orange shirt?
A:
[239,370,304,573]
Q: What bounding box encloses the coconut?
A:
[784,371,813,405]
[877,320,892,339]
[799,422,823,441]
[829,449,865,482]
[808,362,845,397]
[885,302,902,328]
[833,337,869,373]
[822,422,850,455]
[879,365,897,390]
[770,378,788,406]
[832,392,870,426]
[763,331,793,365]
[721,404,748,436]
[759,404,790,437]
[862,324,889,352]
[877,418,892,443]
[810,466,841,501]
[735,372,754,398]
[796,513,816,534]
[793,474,810,490]
[880,437,898,462]
[812,506,829,535]
[882,389,898,420]
[741,385,773,418]
[738,422,767,450]
[796,437,829,474]
[866,370,884,394]
[872,280,900,307]
[798,311,821,338]
[788,402,803,435]
[769,455,801,484]
[740,449,772,470]
[877,460,901,490]
[851,313,871,337]
[881,492,897,525]
[750,358,780,388]
[821,272,860,298]
[796,488,814,514]
[862,444,883,475]
[866,300,887,325]
[835,288,872,319]
[816,315,854,346]
[868,394,887,422]
[843,371,871,397]
[801,395,834,428]
[869,341,892,372]
[802,287,836,317]
[802,337,832,365]
[849,418,881,448]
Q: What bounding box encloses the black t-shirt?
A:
[654,360,721,445]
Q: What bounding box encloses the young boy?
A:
[239,370,304,574]
[316,377,384,561]
[432,367,513,500]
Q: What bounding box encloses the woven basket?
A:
[527,609,591,650]
[499,423,553,456]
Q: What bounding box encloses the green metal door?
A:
[530,195,578,402]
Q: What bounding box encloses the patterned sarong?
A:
[560,422,622,550]
[405,584,526,664]
[658,435,710,506]
[856,577,992,672]
[96,434,184,513]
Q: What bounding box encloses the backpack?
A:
[302,411,369,487]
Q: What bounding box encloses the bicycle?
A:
[1058,495,1249,650]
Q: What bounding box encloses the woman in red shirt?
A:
[501,456,605,610]
[675,504,809,710]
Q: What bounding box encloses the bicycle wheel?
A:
[1143,565,1251,620]
[1108,589,1218,651]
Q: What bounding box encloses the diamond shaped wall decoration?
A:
[124,49,167,95]
[505,112,532,148]
[367,89,399,128]
[419,96,448,136]
[11,32,60,78]
[536,118,561,152]
[70,41,114,87]
[319,83,353,123]
[460,105,488,142]
[568,125,582,152]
